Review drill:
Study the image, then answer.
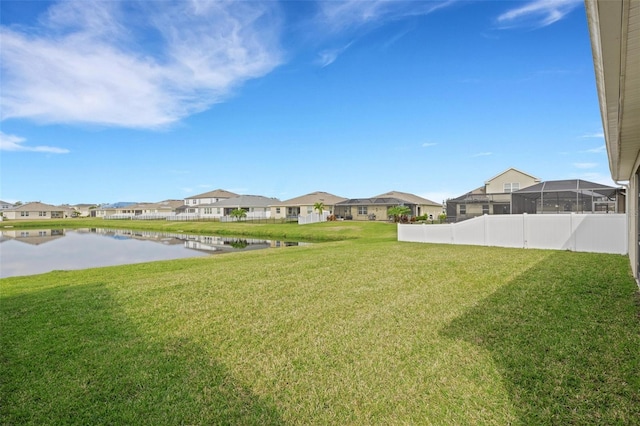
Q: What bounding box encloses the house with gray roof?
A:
[2,202,72,220]
[446,168,540,221]
[270,191,347,219]
[197,195,281,220]
[183,189,239,212]
[335,191,442,221]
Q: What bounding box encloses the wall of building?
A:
[485,169,538,194]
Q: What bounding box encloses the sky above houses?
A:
[0,0,612,206]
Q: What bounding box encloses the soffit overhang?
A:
[586,0,640,181]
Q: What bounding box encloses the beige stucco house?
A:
[335,191,442,221]
[182,189,239,213]
[95,200,184,218]
[270,191,348,219]
[586,0,640,281]
[2,202,71,220]
[195,195,281,220]
[447,168,540,221]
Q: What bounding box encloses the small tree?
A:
[313,202,325,218]
[230,208,247,221]
[388,205,411,223]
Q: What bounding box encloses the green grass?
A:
[1,220,639,424]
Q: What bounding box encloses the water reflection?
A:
[0,228,307,278]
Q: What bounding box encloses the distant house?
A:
[3,202,71,220]
[92,200,183,219]
[447,168,540,221]
[335,191,442,221]
[197,195,281,220]
[270,191,348,219]
[91,202,137,218]
[182,189,239,213]
[59,203,95,217]
[373,191,442,219]
[0,200,15,210]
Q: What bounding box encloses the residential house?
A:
[0,200,15,210]
[94,200,183,218]
[90,202,136,218]
[374,191,442,219]
[181,189,239,214]
[447,168,540,221]
[59,203,95,217]
[586,0,640,280]
[197,195,281,220]
[270,191,348,219]
[2,202,72,220]
[335,191,442,221]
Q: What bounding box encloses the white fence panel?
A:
[486,215,525,248]
[298,211,329,225]
[398,214,627,254]
[525,215,573,250]
[573,214,627,254]
[452,217,485,246]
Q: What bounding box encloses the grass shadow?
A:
[441,251,640,424]
[1,281,282,425]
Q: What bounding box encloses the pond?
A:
[0,228,307,278]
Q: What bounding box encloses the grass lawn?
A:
[1,220,639,424]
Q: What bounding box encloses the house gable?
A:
[484,168,540,194]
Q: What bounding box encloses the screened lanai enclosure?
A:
[511,180,624,214]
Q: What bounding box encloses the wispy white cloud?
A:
[573,162,597,169]
[496,0,582,29]
[570,172,616,186]
[309,1,453,68]
[0,131,69,153]
[471,152,492,157]
[317,0,454,34]
[422,142,437,147]
[580,132,604,138]
[316,42,353,67]
[584,145,606,154]
[0,1,283,129]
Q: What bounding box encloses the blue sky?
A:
[0,0,610,206]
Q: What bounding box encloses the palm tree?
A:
[313,201,325,217]
[230,208,247,221]
[388,205,411,223]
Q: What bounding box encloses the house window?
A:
[204,208,212,214]
[358,206,368,215]
[504,183,520,193]
[217,208,221,214]
[459,204,466,215]
[276,207,281,214]
[482,205,489,215]
[21,211,29,217]
[39,211,47,216]
[307,207,313,214]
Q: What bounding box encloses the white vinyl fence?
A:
[398,214,627,254]
[298,211,329,225]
